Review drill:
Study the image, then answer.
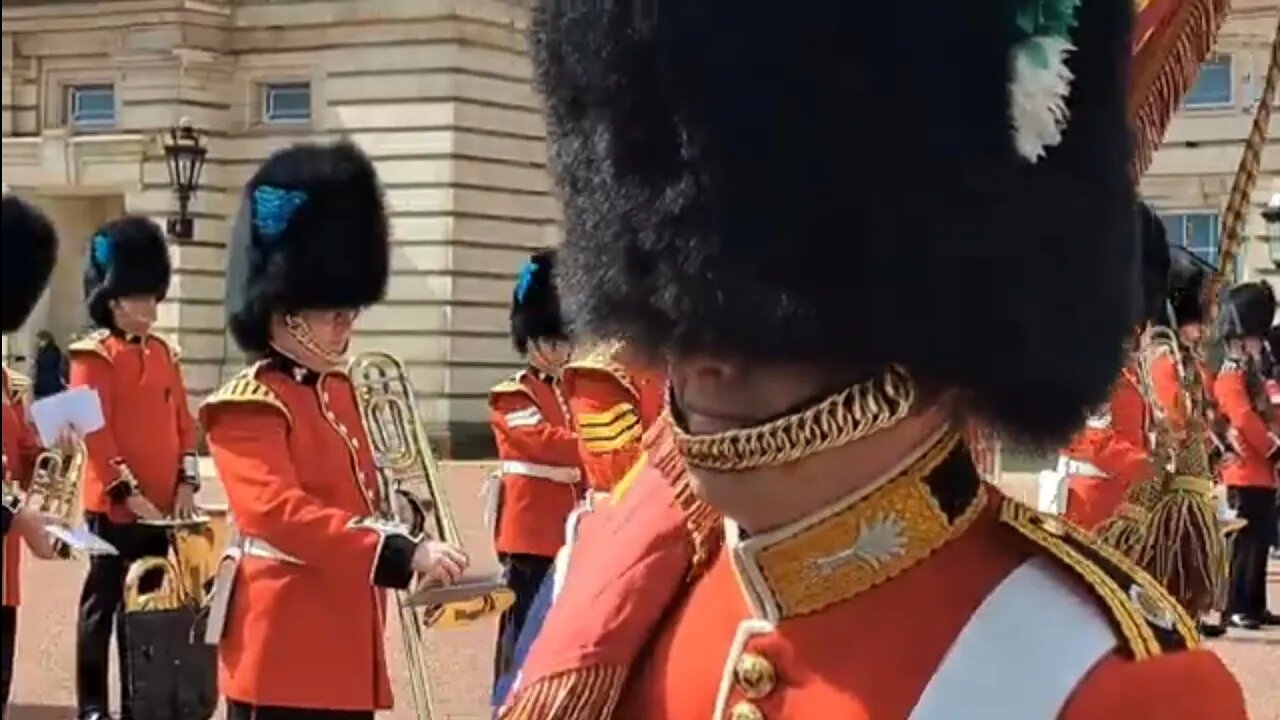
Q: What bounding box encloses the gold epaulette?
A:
[4,368,32,406]
[565,343,638,398]
[999,498,1200,661]
[148,333,182,362]
[200,362,292,425]
[67,329,111,361]
[489,372,535,403]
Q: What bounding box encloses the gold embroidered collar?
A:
[728,428,986,622]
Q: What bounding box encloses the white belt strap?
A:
[499,460,581,485]
[1056,456,1108,479]
[908,557,1117,720]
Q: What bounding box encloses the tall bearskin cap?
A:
[1166,246,1213,327]
[533,1,1135,442]
[1,195,58,334]
[83,215,171,329]
[510,249,567,355]
[1217,282,1276,340]
[1138,204,1170,327]
[225,141,389,354]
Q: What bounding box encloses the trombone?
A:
[348,350,514,720]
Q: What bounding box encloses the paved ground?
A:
[5,467,1278,720]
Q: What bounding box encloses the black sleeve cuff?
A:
[394,489,429,538]
[106,461,139,503]
[372,532,418,590]
[179,453,200,489]
[1,503,14,538]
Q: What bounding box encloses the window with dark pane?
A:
[263,83,312,124]
[68,85,116,128]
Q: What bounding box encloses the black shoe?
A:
[1227,613,1262,630]
[78,712,114,720]
[1260,611,1280,626]
[1199,621,1227,638]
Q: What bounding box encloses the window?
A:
[1160,211,1238,278]
[262,82,311,124]
[1183,55,1233,109]
[67,85,116,128]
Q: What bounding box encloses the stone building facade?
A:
[2,0,550,453]
[1140,0,1279,283]
[1,0,1277,454]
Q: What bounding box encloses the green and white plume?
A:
[1010,0,1083,163]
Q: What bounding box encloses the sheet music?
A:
[28,387,105,447]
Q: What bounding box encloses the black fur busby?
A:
[532,1,1135,442]
[510,249,567,355]
[1138,204,1170,327]
[83,215,171,329]
[1166,246,1213,328]
[225,141,389,354]
[1217,282,1276,340]
[1,195,58,334]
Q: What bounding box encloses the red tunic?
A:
[488,369,584,558]
[501,424,1246,720]
[68,330,198,521]
[1062,365,1150,530]
[201,356,416,711]
[2,368,42,607]
[1213,356,1280,489]
[562,350,665,492]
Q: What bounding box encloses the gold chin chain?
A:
[284,313,347,366]
[671,364,916,472]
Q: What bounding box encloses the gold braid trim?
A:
[649,420,723,577]
[501,665,629,720]
[672,365,914,471]
[1097,475,1162,560]
[1136,480,1225,617]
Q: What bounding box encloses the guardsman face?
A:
[668,354,850,435]
[529,338,571,374]
[296,308,359,356]
[110,295,158,336]
[1178,322,1203,347]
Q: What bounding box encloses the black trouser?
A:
[493,553,553,682]
[1227,487,1278,620]
[1,605,15,708]
[75,513,170,719]
[226,701,373,720]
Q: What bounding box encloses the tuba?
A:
[348,350,515,720]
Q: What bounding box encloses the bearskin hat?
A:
[532,1,1135,442]
[1,195,58,334]
[1138,203,1170,327]
[83,215,171,329]
[225,141,389,354]
[510,249,567,355]
[1217,282,1276,340]
[1166,246,1214,327]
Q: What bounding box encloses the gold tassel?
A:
[501,665,629,720]
[1096,475,1163,559]
[1135,475,1226,617]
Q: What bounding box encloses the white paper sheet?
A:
[28,387,104,447]
[44,523,119,556]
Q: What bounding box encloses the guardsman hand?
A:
[13,507,60,560]
[172,483,198,520]
[410,540,469,586]
[125,494,164,522]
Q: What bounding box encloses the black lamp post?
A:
[162,117,207,241]
[1264,193,1280,269]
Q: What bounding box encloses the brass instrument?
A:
[21,441,117,555]
[348,350,515,720]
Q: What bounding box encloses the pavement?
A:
[5,467,1278,720]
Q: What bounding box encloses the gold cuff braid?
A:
[671,365,915,471]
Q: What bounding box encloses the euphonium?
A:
[29,440,88,527]
[348,350,515,720]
